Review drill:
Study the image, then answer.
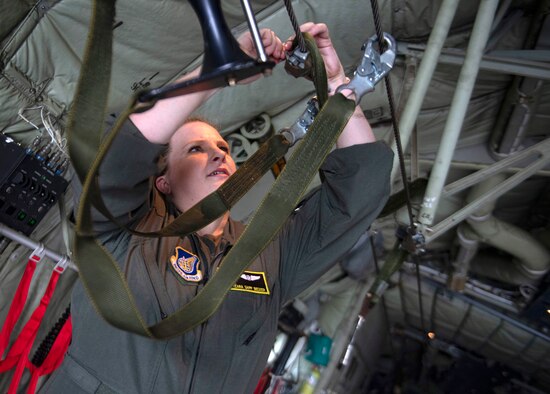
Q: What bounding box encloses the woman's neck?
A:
[197,213,229,243]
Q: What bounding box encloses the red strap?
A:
[0,254,41,356]
[0,269,61,393]
[26,316,72,394]
[254,368,272,394]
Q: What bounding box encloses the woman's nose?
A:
[212,147,227,162]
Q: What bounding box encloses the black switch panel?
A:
[0,135,68,235]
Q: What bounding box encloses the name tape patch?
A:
[231,270,270,295]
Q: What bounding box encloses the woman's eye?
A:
[188,145,202,153]
[219,146,229,153]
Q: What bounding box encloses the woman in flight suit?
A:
[41,23,393,393]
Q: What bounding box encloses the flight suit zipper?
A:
[187,236,232,393]
[187,234,210,394]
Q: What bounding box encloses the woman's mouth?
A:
[208,168,229,177]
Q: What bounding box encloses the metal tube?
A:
[0,223,77,271]
[441,138,550,197]
[418,0,500,226]
[240,0,267,62]
[432,51,550,80]
[390,0,460,182]
[463,174,550,280]
[404,158,550,177]
[423,139,550,243]
[450,226,479,291]
[398,45,550,80]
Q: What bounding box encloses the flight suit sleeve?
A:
[277,141,393,302]
[71,114,166,234]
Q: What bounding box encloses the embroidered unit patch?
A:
[170,246,203,282]
[231,270,270,295]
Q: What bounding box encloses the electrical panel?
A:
[0,134,68,235]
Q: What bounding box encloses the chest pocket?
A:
[224,288,271,346]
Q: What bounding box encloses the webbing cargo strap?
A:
[68,0,355,338]
[79,31,326,239]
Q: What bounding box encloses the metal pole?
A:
[404,158,550,177]
[391,0,460,182]
[424,139,550,243]
[0,223,77,271]
[418,0,500,226]
[240,0,267,62]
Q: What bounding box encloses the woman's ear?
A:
[155,175,171,195]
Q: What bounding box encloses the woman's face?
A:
[156,121,236,212]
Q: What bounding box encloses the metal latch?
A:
[396,225,426,255]
[284,46,312,79]
[336,32,396,104]
[280,97,320,145]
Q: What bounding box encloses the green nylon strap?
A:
[69,0,355,338]
[86,33,325,239]
[367,240,407,305]
[378,178,427,218]
[78,34,325,239]
[69,0,154,336]
[285,33,328,107]
[149,94,355,338]
[303,33,328,107]
[86,132,291,238]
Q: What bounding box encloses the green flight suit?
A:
[40,116,393,393]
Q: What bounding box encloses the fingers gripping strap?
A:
[303,33,328,107]
[284,33,327,107]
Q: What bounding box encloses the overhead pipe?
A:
[418,0,500,226]
[450,226,479,291]
[461,174,550,285]
[390,0,460,182]
[405,158,550,177]
[422,138,550,243]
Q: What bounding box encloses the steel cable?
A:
[369,0,426,334]
[282,0,307,51]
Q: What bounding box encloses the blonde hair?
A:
[154,116,220,178]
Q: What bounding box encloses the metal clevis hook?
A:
[336,32,397,105]
[279,97,320,146]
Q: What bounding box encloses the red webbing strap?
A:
[0,269,61,393]
[0,247,44,357]
[26,317,73,394]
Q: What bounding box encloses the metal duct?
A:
[450,225,479,291]
[490,0,549,157]
[460,174,550,285]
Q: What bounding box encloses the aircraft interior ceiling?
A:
[0,0,549,392]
